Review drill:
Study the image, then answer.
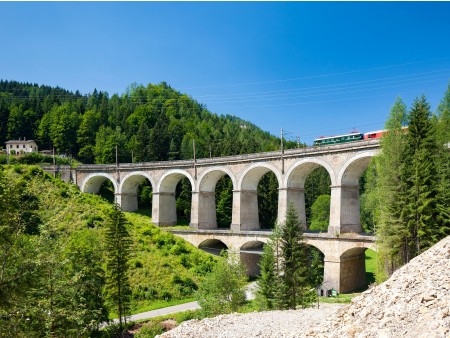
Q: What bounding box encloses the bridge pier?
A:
[278,187,307,227]
[115,193,138,212]
[152,192,177,226]
[190,191,218,229]
[329,185,362,235]
[231,190,260,231]
[323,249,366,293]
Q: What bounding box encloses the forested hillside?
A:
[0,165,216,337]
[0,80,297,164]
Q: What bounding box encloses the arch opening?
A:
[336,154,375,234]
[82,175,116,203]
[305,167,331,231]
[305,244,325,292]
[198,239,228,256]
[257,171,279,229]
[155,171,193,227]
[196,169,234,229]
[215,175,233,229]
[99,180,115,203]
[286,162,333,231]
[359,160,377,234]
[175,177,192,226]
[240,241,265,277]
[236,164,281,231]
[120,173,154,214]
[338,247,377,293]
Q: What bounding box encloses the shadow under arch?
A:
[240,240,265,276]
[198,239,228,256]
[339,247,368,293]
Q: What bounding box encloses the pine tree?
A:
[279,204,312,309]
[104,204,132,331]
[434,83,450,238]
[375,97,409,281]
[256,225,282,310]
[403,96,438,258]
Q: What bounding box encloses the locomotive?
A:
[313,129,385,146]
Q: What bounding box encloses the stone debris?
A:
[156,303,343,338]
[157,236,450,338]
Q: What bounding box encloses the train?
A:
[313,130,385,146]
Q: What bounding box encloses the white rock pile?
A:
[157,236,450,338]
[311,235,450,338]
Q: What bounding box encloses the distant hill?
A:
[0,80,298,164]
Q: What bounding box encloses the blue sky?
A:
[1,2,449,145]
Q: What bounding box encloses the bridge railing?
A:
[70,139,380,170]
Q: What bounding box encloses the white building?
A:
[5,139,38,155]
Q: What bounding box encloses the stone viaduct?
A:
[52,139,380,293]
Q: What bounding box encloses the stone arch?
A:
[118,172,155,212]
[240,240,265,276]
[234,162,282,230]
[303,240,327,257]
[329,150,378,234]
[193,168,236,229]
[153,169,195,227]
[238,162,282,191]
[198,239,228,256]
[119,172,155,194]
[197,167,237,192]
[337,150,378,186]
[284,158,336,188]
[81,173,118,195]
[282,159,335,227]
[157,169,195,193]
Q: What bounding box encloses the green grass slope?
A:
[2,164,216,313]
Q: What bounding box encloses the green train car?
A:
[313,132,363,146]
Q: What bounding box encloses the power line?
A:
[181,56,450,90]
[192,68,450,100]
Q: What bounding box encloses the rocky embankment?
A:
[158,236,450,338]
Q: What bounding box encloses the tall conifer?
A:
[104,204,132,331]
[375,97,408,280]
[256,225,281,310]
[279,204,312,309]
[434,83,450,237]
[403,96,438,258]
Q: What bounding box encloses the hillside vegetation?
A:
[0,80,297,164]
[0,164,216,337]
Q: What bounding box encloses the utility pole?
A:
[297,134,301,148]
[193,139,197,179]
[115,145,118,167]
[53,147,56,177]
[281,128,285,174]
[281,128,284,154]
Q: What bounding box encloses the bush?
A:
[134,321,164,338]
[196,254,247,317]
[309,195,330,231]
